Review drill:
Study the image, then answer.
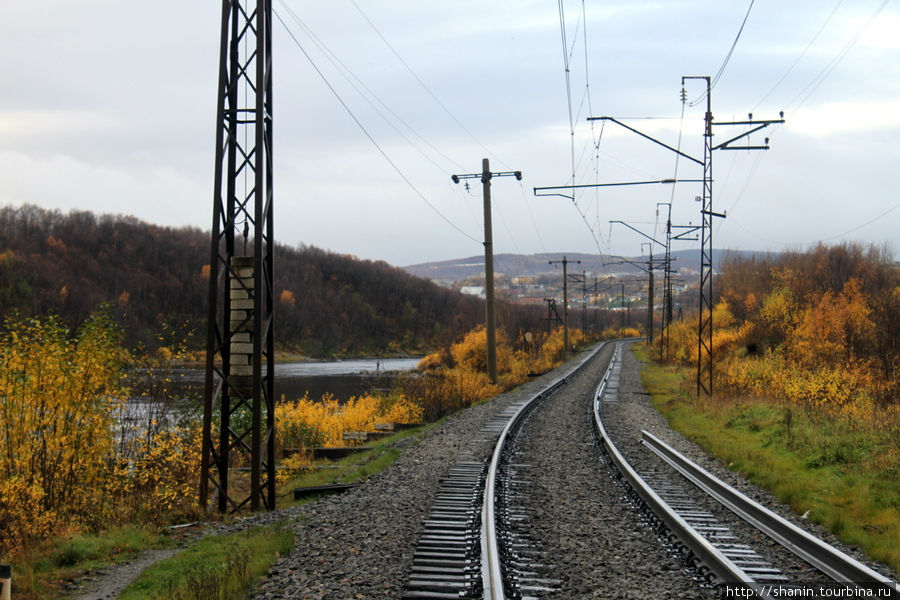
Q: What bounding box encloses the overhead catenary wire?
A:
[691,0,755,106]
[348,0,509,171]
[555,0,606,255]
[558,0,577,187]
[272,8,481,245]
[753,0,846,112]
[784,0,891,114]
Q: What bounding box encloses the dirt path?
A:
[66,548,179,600]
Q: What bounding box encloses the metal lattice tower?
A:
[685,76,784,397]
[695,76,715,397]
[200,0,275,513]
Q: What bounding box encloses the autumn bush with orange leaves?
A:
[408,324,599,421]
[658,243,900,420]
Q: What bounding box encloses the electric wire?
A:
[558,0,576,187]
[556,0,605,255]
[784,0,890,114]
[753,0,846,112]
[348,0,508,170]
[518,182,549,255]
[276,1,464,174]
[728,198,900,248]
[691,0,755,106]
[272,8,481,245]
[816,201,900,242]
[712,0,754,89]
[346,0,531,255]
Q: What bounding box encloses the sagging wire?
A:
[272,7,481,245]
[690,0,756,106]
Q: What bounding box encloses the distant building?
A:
[460,286,486,299]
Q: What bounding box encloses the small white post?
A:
[0,564,11,600]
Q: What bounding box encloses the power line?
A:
[817,201,900,242]
[276,1,464,174]
[712,0,755,89]
[558,0,576,186]
[346,0,528,253]
[272,8,481,245]
[728,201,900,247]
[555,0,607,254]
[753,0,846,111]
[785,0,891,113]
[348,0,508,170]
[691,0,755,105]
[518,181,549,254]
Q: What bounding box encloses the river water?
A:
[117,358,421,442]
[167,357,422,403]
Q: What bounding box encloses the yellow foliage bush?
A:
[0,313,125,554]
[0,313,208,556]
[450,325,513,374]
[275,392,424,458]
[107,425,202,525]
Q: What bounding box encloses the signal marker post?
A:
[452,159,522,384]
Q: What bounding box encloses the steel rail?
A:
[591,347,772,598]
[481,340,610,600]
[641,430,900,596]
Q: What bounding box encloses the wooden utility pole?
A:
[452,160,521,384]
[549,256,581,359]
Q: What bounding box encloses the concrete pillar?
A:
[229,256,255,381]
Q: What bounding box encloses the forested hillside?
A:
[0,205,541,356]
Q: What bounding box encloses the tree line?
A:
[663,241,900,409]
[0,204,545,356]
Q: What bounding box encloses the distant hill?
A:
[403,249,771,282]
[0,205,543,356]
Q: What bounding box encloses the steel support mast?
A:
[689,76,717,398]
[684,76,783,397]
[201,0,276,513]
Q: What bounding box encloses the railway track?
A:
[403,341,899,599]
[595,343,899,600]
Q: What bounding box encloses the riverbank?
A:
[169,350,426,370]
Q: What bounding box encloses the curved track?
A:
[405,340,899,599]
[593,342,900,599]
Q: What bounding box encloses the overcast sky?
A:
[1,1,898,267]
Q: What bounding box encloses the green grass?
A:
[118,523,294,600]
[12,525,169,600]
[633,344,900,574]
[48,525,167,569]
[276,420,435,502]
